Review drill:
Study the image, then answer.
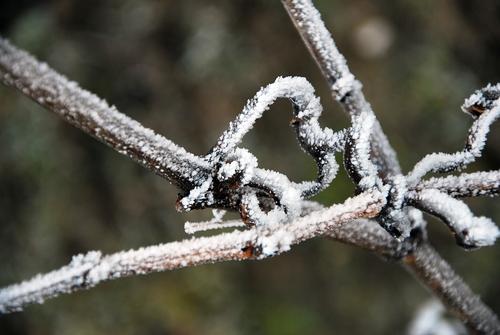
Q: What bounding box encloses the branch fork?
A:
[1,1,499,332]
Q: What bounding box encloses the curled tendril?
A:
[176,78,499,250]
[406,84,500,186]
[176,76,347,225]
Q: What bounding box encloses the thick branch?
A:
[281,2,500,332]
[330,220,500,332]
[0,38,208,191]
[403,243,500,334]
[327,218,414,259]
[1,15,499,333]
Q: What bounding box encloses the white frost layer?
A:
[407,86,500,186]
[0,191,384,313]
[184,210,246,234]
[348,111,380,190]
[414,189,499,248]
[415,170,500,198]
[0,38,209,188]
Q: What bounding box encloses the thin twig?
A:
[0,191,384,313]
[281,1,500,332]
[415,171,500,198]
[281,0,401,178]
[0,3,499,333]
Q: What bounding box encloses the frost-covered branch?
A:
[0,38,209,191]
[415,171,500,198]
[280,2,499,331]
[178,76,348,226]
[407,84,500,186]
[1,2,500,332]
[281,0,401,178]
[2,193,499,333]
[280,0,427,243]
[404,244,500,334]
[409,189,499,248]
[0,191,384,314]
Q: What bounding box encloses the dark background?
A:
[0,1,499,334]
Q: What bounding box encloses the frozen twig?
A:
[0,191,384,313]
[280,0,425,242]
[183,210,245,234]
[280,1,499,332]
[178,76,348,226]
[404,244,500,334]
[1,2,500,332]
[409,189,499,248]
[281,0,401,178]
[415,170,500,198]
[407,84,500,186]
[0,38,209,191]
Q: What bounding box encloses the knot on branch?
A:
[177,76,346,226]
[177,78,499,250]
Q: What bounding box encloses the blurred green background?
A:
[0,1,499,334]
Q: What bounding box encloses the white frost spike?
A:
[407,84,500,186]
[412,189,499,248]
[184,210,247,234]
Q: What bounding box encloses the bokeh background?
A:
[1,1,499,334]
